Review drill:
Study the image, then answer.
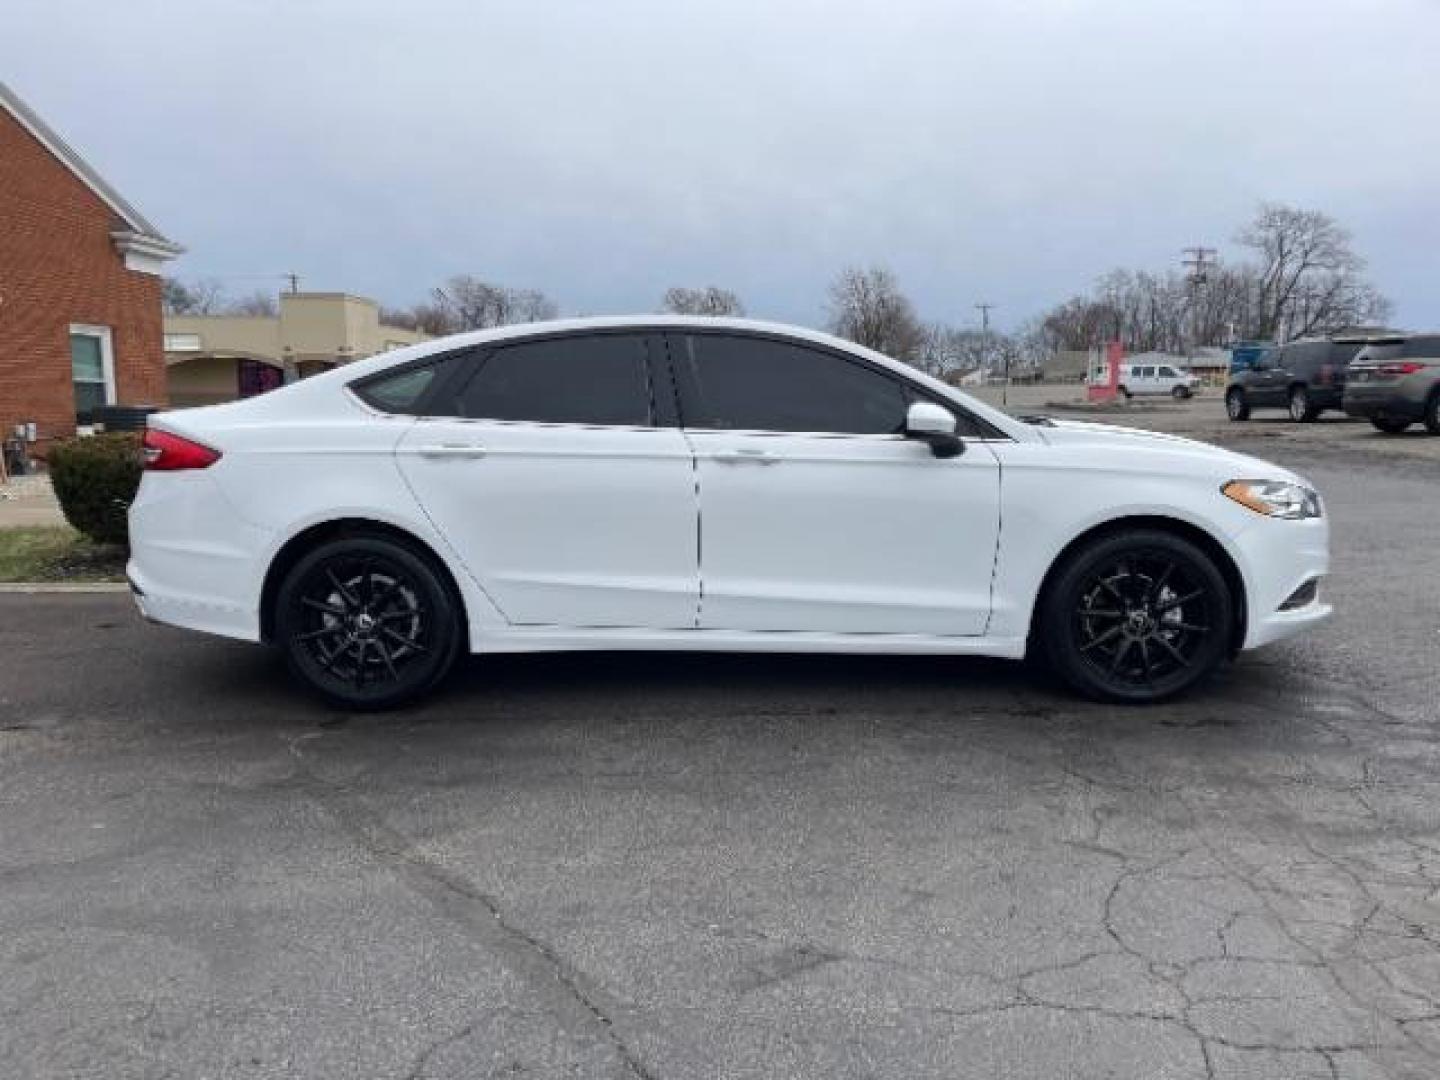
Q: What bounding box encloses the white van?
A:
[1118,362,1200,399]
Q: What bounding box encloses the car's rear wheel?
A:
[1371,417,1411,434]
[1225,388,1250,421]
[1425,390,1440,436]
[1039,530,1233,703]
[1289,385,1318,422]
[275,535,462,710]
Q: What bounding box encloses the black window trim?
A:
[346,325,1008,440]
[659,326,1008,441]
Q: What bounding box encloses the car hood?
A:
[1034,418,1308,485]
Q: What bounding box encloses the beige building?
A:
[164,292,428,407]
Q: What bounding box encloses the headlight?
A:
[1222,479,1322,520]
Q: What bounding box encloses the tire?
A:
[1288,385,1318,423]
[275,534,462,710]
[1371,417,1411,435]
[1171,385,1191,400]
[1426,390,1440,436]
[1225,388,1250,421]
[1038,529,1233,704]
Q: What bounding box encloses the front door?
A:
[395,332,698,629]
[669,331,1001,635]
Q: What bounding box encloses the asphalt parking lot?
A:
[2,421,1439,1079]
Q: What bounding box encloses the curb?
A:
[0,582,130,594]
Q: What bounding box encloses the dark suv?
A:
[1343,333,1440,434]
[1225,336,1365,423]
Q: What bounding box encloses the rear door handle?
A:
[415,443,487,458]
[713,449,779,465]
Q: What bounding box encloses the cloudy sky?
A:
[6,0,1438,330]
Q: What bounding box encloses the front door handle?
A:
[713,449,779,465]
[415,443,488,459]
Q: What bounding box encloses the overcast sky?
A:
[6,0,1438,331]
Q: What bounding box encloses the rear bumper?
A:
[126,471,269,642]
[1343,386,1424,421]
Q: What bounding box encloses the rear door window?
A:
[455,333,654,426]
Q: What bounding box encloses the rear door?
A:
[394,331,699,629]
[668,331,1002,635]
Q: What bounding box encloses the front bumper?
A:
[1233,514,1331,649]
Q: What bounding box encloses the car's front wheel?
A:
[1171,385,1191,400]
[1038,530,1233,703]
[1371,417,1411,434]
[275,534,462,710]
[1426,390,1440,436]
[1225,388,1250,421]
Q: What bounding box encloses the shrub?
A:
[47,433,143,546]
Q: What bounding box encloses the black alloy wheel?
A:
[276,535,461,709]
[1371,417,1411,434]
[1225,388,1249,421]
[1040,530,1232,703]
[1171,385,1191,400]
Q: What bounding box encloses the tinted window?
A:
[352,361,443,413]
[1401,335,1440,359]
[456,334,652,426]
[1158,366,1178,377]
[1329,341,1363,365]
[675,334,908,434]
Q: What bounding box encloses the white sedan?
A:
[128,317,1330,708]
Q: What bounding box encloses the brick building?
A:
[0,80,181,456]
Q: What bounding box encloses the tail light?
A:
[142,428,221,471]
[1377,361,1425,377]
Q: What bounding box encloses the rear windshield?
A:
[1356,342,1403,364]
[1329,341,1363,363]
[1401,335,1440,359]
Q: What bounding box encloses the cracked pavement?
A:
[1,441,1438,1079]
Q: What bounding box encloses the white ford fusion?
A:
[128,317,1330,708]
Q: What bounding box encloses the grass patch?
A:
[0,526,127,583]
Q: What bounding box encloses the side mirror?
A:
[905,401,964,458]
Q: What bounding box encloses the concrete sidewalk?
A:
[0,475,66,529]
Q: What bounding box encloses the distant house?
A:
[0,80,182,452]
[164,293,428,407]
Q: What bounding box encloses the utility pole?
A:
[284,272,301,294]
[1181,247,1215,358]
[976,302,1001,405]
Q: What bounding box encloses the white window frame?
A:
[69,324,116,409]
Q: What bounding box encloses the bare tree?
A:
[162,277,226,315]
[226,290,279,317]
[660,286,745,317]
[430,275,558,331]
[1238,203,1390,340]
[825,266,925,361]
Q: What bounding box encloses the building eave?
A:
[1,79,182,265]
[110,229,185,276]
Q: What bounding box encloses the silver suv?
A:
[1343,334,1440,435]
